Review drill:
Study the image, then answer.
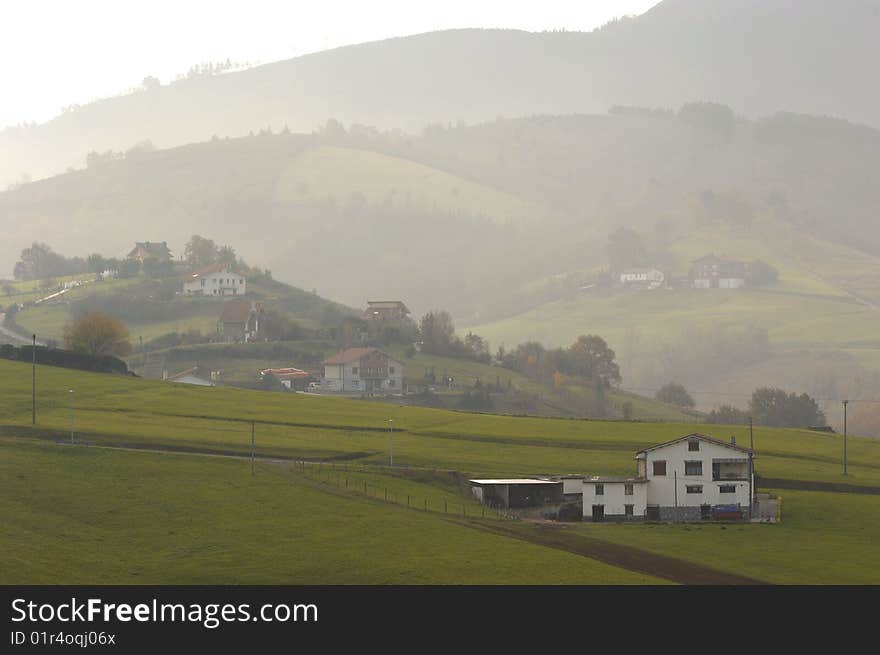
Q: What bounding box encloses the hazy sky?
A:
[0,0,659,129]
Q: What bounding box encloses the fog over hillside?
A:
[2,0,879,188]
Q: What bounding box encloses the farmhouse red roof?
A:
[261,367,310,380]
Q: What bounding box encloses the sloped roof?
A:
[219,301,263,323]
[190,263,237,279]
[366,300,410,313]
[323,347,380,365]
[261,367,310,380]
[635,433,752,457]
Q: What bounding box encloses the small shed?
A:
[469,479,563,509]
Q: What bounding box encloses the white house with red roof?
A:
[322,347,404,393]
[183,264,246,297]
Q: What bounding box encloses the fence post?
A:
[424,499,427,512]
[444,500,447,513]
[407,495,410,507]
[385,488,388,501]
[364,481,367,494]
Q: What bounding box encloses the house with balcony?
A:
[575,433,754,522]
[322,347,404,393]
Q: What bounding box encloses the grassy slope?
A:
[0,437,661,584]
[2,359,879,485]
[276,145,543,224]
[12,273,349,344]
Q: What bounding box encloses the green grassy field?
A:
[3,359,880,584]
[571,489,880,584]
[2,359,878,484]
[0,437,662,584]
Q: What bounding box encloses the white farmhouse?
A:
[322,347,404,393]
[183,264,246,297]
[579,433,755,522]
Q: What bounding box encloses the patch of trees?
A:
[708,387,825,428]
[418,310,490,362]
[13,243,88,281]
[655,382,695,409]
[678,102,735,140]
[498,335,621,390]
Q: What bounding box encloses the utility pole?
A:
[32,334,36,425]
[843,400,848,475]
[69,389,74,444]
[749,416,754,511]
[251,421,255,476]
[389,419,394,467]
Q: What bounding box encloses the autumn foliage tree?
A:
[63,312,132,357]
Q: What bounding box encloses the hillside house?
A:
[127,241,172,263]
[322,347,404,393]
[219,301,264,343]
[184,264,246,297]
[619,268,665,289]
[362,300,410,322]
[577,433,755,522]
[690,254,746,289]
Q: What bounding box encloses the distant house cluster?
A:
[616,254,749,291]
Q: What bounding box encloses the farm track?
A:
[462,521,767,585]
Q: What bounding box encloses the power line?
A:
[621,386,880,404]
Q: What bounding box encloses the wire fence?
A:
[281,458,513,521]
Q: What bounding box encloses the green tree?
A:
[567,335,621,385]
[419,310,456,355]
[749,387,825,428]
[655,382,695,409]
[707,405,750,425]
[184,235,219,268]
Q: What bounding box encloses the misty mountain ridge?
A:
[3,0,880,188]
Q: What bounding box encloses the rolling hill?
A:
[3,0,880,189]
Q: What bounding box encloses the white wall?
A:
[641,438,752,508]
[582,481,648,518]
[184,271,246,296]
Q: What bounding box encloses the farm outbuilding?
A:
[469,479,563,509]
